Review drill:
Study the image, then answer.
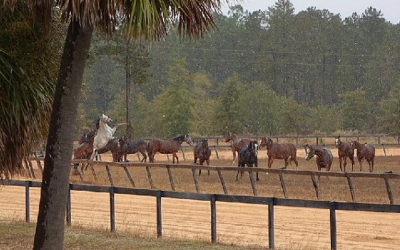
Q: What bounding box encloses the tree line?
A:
[78,0,400,138]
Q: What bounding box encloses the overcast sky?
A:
[221,0,400,24]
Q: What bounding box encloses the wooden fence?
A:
[24,156,400,204]
[2,178,400,250]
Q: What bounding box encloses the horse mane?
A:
[173,135,186,141]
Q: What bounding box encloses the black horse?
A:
[237,140,259,181]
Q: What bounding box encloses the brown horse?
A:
[118,135,147,162]
[334,136,355,172]
[147,134,193,164]
[351,141,375,172]
[259,137,298,169]
[224,132,251,163]
[194,139,211,176]
[304,144,333,179]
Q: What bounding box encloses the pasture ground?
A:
[1,146,400,249]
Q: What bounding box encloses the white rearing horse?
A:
[89,114,126,161]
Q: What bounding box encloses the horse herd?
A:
[73,114,376,181]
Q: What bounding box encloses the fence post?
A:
[106,165,114,186]
[210,194,217,243]
[157,191,162,238]
[268,198,275,249]
[109,186,115,232]
[384,177,394,204]
[191,168,200,193]
[25,181,30,223]
[66,184,71,226]
[330,202,337,250]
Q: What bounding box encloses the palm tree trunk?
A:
[33,20,92,250]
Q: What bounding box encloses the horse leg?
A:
[206,159,210,176]
[292,157,299,169]
[339,157,343,172]
[235,163,241,181]
[141,151,147,162]
[349,155,355,172]
[268,157,273,168]
[368,158,374,172]
[358,158,363,172]
[343,157,347,172]
[172,153,178,164]
[255,161,259,181]
[283,158,289,169]
[232,149,236,164]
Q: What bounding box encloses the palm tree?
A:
[4,0,224,249]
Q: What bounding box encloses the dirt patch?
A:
[1,147,400,249]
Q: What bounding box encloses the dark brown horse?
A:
[194,139,211,176]
[351,141,375,172]
[237,140,259,181]
[259,137,298,169]
[334,136,355,172]
[147,134,193,164]
[224,132,251,163]
[304,144,333,179]
[118,135,147,162]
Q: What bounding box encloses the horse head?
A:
[184,134,194,146]
[201,139,208,149]
[335,135,342,148]
[303,144,314,160]
[99,114,112,125]
[249,140,258,156]
[259,137,268,148]
[224,132,233,142]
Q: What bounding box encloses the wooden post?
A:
[167,165,175,191]
[330,202,337,250]
[382,144,387,157]
[25,181,30,222]
[346,174,356,202]
[123,166,136,187]
[279,173,288,198]
[90,164,97,181]
[268,198,275,249]
[191,168,200,193]
[311,174,320,200]
[146,167,155,189]
[210,194,217,243]
[66,184,71,226]
[27,159,36,179]
[157,191,162,238]
[106,165,114,186]
[215,140,220,159]
[109,186,115,232]
[217,170,228,194]
[213,146,220,159]
[384,177,394,204]
[249,171,257,196]
[33,152,43,174]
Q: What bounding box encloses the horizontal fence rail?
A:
[2,179,400,250]
[23,157,400,205]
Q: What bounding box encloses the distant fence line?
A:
[3,179,400,250]
[187,134,400,148]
